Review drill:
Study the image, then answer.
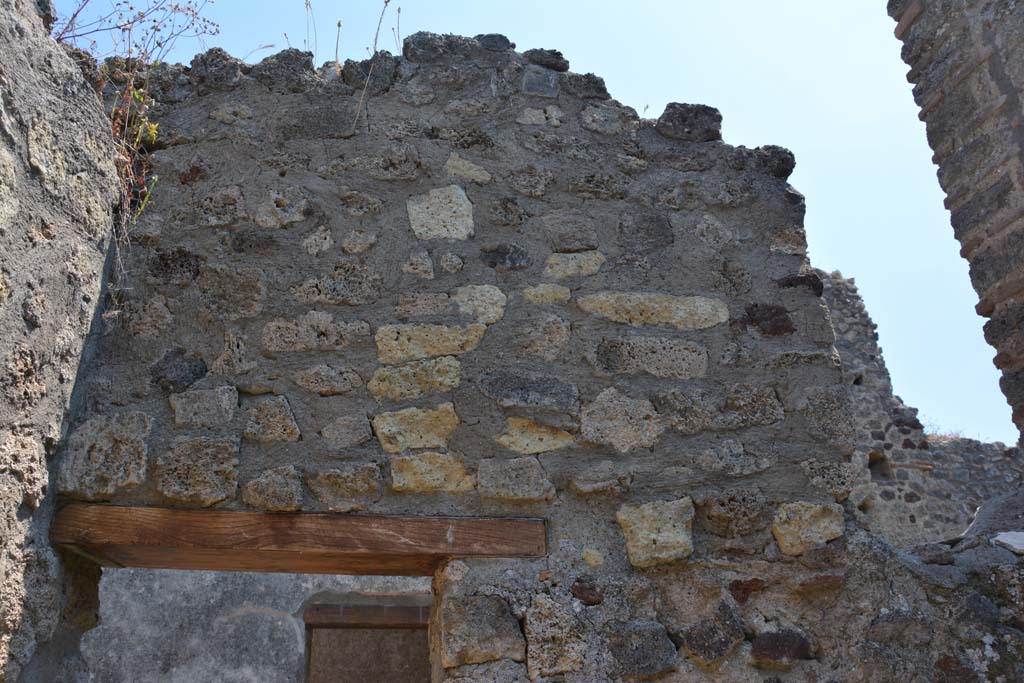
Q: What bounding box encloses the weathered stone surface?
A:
[302,225,333,255]
[750,629,812,670]
[993,531,1024,555]
[522,284,571,304]
[654,383,784,435]
[479,369,579,413]
[292,364,363,396]
[617,498,695,568]
[407,185,474,240]
[341,228,378,254]
[541,210,599,253]
[655,102,722,142]
[577,291,730,330]
[477,457,555,501]
[523,48,570,72]
[570,576,605,605]
[320,415,373,449]
[606,620,678,679]
[197,266,266,319]
[618,210,674,253]
[542,251,606,279]
[169,386,238,427]
[396,291,450,317]
[389,452,475,493]
[367,357,461,401]
[525,594,586,678]
[150,347,207,393]
[439,595,526,667]
[439,252,464,273]
[242,466,302,511]
[292,262,383,305]
[700,488,770,537]
[58,413,153,500]
[480,243,532,272]
[592,337,708,379]
[243,396,301,442]
[581,388,664,453]
[771,502,845,556]
[156,437,239,507]
[305,464,380,512]
[496,417,574,454]
[521,65,559,97]
[570,461,632,495]
[451,285,506,324]
[581,103,639,135]
[402,251,434,280]
[262,312,370,352]
[515,314,571,360]
[371,403,459,453]
[678,600,745,667]
[375,324,486,363]
[446,153,492,184]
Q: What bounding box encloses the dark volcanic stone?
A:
[776,272,824,297]
[474,33,514,51]
[523,48,570,72]
[570,576,604,605]
[341,51,399,94]
[678,601,745,666]
[189,48,243,92]
[618,209,674,253]
[563,72,610,99]
[750,629,812,669]
[149,347,207,393]
[606,620,678,679]
[655,102,723,142]
[479,369,579,413]
[743,303,796,336]
[480,244,532,272]
[757,144,797,179]
[728,578,766,605]
[542,210,599,253]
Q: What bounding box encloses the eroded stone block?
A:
[242,465,302,511]
[372,403,459,453]
[305,464,380,512]
[577,291,730,330]
[58,412,153,500]
[368,356,462,401]
[477,456,555,502]
[496,417,574,454]
[440,595,526,667]
[375,324,486,363]
[407,185,474,240]
[389,451,475,493]
[169,386,238,427]
[617,498,695,568]
[771,501,844,556]
[581,388,664,453]
[156,437,238,506]
[243,396,300,442]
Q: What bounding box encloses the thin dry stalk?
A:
[348,0,392,136]
[334,20,343,77]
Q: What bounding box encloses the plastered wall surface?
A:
[0,1,118,680]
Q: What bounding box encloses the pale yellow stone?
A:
[451,285,506,324]
[375,324,487,364]
[771,502,845,556]
[616,498,694,568]
[407,185,474,240]
[582,548,605,568]
[372,403,460,453]
[495,417,574,455]
[577,291,729,330]
[523,284,571,304]
[446,153,492,184]
[542,251,606,279]
[390,452,475,493]
[368,356,462,401]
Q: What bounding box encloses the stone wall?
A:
[887,0,1024,439]
[0,0,118,680]
[822,270,1023,546]
[45,32,1024,682]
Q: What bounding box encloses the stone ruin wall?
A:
[76,268,1024,681]
[43,28,1024,683]
[888,0,1024,439]
[0,0,118,680]
[821,270,1022,546]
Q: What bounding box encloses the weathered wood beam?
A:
[51,503,546,576]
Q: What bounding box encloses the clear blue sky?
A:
[56,1,1017,443]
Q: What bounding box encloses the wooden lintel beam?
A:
[51,503,546,576]
[304,604,431,629]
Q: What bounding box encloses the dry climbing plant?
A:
[54,1,219,279]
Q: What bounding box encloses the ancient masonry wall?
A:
[888,0,1024,439]
[822,270,1022,546]
[45,32,1024,682]
[0,1,119,681]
